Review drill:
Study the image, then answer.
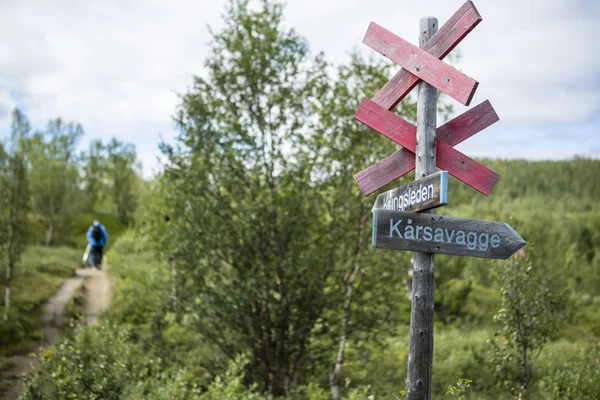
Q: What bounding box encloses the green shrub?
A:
[21,323,161,400]
[538,344,600,399]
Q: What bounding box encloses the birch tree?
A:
[0,109,30,321]
[106,138,138,224]
[29,119,82,245]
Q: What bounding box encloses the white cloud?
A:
[0,0,598,174]
[0,0,219,129]
[137,150,166,180]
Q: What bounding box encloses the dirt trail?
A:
[82,269,111,326]
[40,274,86,347]
[0,267,111,400]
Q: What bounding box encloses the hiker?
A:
[86,220,108,269]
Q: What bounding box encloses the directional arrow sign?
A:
[373,171,448,213]
[372,210,526,259]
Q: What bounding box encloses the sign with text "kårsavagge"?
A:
[372,209,525,259]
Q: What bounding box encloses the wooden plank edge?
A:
[439,170,448,206]
[464,81,479,107]
[436,1,483,59]
[372,209,378,247]
[503,223,527,259]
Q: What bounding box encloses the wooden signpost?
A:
[348,2,526,399]
[372,171,448,213]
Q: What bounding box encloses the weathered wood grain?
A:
[354,100,498,196]
[372,171,448,213]
[407,17,438,400]
[355,98,499,195]
[372,209,526,259]
[364,22,479,106]
[354,150,416,196]
[372,1,482,110]
[437,100,498,146]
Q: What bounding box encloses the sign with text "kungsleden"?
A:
[372,209,526,259]
[372,171,448,213]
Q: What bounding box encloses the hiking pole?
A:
[81,243,91,267]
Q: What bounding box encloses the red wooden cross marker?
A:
[364,22,479,106]
[373,1,483,110]
[353,1,500,196]
[355,100,499,195]
[355,98,499,195]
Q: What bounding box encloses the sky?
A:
[0,0,599,178]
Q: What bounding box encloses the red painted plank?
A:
[354,98,499,195]
[354,100,498,195]
[364,22,479,106]
[437,100,499,146]
[373,1,482,110]
[354,149,415,196]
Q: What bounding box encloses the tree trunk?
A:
[44,222,53,246]
[4,177,17,321]
[330,204,368,400]
[171,261,182,323]
[3,269,10,321]
[273,276,289,397]
[518,346,529,400]
[518,386,526,400]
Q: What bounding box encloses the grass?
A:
[0,246,80,355]
[342,321,600,399]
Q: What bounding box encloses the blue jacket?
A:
[87,224,108,247]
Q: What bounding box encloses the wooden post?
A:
[406,16,438,400]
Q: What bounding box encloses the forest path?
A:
[0,266,111,400]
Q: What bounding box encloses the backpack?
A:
[92,225,103,242]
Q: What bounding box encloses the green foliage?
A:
[21,323,162,400]
[489,256,568,398]
[62,284,85,325]
[445,378,473,399]
[82,139,106,213]
[149,0,415,395]
[538,344,600,399]
[28,118,83,245]
[7,1,600,399]
[106,138,139,224]
[104,231,170,327]
[154,0,363,395]
[197,356,267,400]
[58,212,128,249]
[22,315,381,400]
[2,108,141,246]
[139,0,599,397]
[0,112,30,321]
